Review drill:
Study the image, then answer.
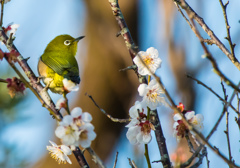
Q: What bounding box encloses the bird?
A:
[37,34,84,94]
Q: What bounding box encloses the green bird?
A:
[38,34,84,94]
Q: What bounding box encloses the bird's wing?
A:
[41,52,80,83]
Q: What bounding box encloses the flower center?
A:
[65,126,75,135]
[49,148,65,164]
[146,89,159,102]
[74,118,84,127]
[143,54,153,66]
[140,122,152,134]
[192,119,198,125]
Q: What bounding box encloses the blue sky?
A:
[0,0,240,167]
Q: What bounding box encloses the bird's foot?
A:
[42,79,53,92]
[36,76,45,83]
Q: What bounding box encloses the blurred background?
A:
[0,0,240,167]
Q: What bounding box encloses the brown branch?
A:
[128,158,138,168]
[0,78,7,83]
[173,0,240,70]
[0,28,91,166]
[113,152,118,168]
[185,132,195,153]
[0,28,62,120]
[171,2,240,167]
[235,94,240,130]
[86,147,106,168]
[224,111,233,166]
[107,1,171,167]
[86,93,130,123]
[205,53,240,93]
[0,0,4,27]
[218,0,236,58]
[149,109,171,167]
[187,74,239,115]
[189,147,207,168]
[73,147,90,168]
[107,0,146,84]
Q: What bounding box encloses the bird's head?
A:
[44,34,85,56]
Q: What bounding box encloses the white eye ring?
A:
[64,40,71,46]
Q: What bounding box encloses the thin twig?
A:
[218,0,235,57]
[175,3,192,29]
[145,108,152,168]
[0,0,4,27]
[189,147,207,168]
[207,82,239,140]
[86,147,106,168]
[173,0,240,70]
[236,94,240,130]
[86,93,130,123]
[224,111,233,166]
[174,2,240,167]
[0,78,7,83]
[128,158,137,168]
[144,144,151,168]
[205,147,210,168]
[187,74,239,115]
[0,28,62,120]
[175,3,215,46]
[185,132,195,153]
[113,152,118,168]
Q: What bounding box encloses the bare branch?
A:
[86,93,130,123]
[173,0,240,70]
[218,0,236,57]
[86,147,106,168]
[187,74,239,115]
[72,147,90,168]
[113,152,118,168]
[224,111,233,165]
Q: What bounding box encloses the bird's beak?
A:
[74,36,85,42]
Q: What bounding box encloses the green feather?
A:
[40,34,81,85]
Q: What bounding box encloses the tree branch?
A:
[173,0,240,70]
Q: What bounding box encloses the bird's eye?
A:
[64,40,71,46]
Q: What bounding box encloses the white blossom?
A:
[55,107,96,148]
[133,47,162,76]
[126,101,153,144]
[55,115,80,146]
[46,141,72,164]
[185,111,204,133]
[63,78,79,92]
[173,111,204,141]
[173,113,186,141]
[138,79,166,110]
[78,123,96,148]
[126,122,152,144]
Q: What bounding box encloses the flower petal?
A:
[71,107,83,118]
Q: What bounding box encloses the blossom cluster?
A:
[173,103,204,141]
[47,107,96,164]
[55,107,96,148]
[126,47,165,144]
[126,101,155,144]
